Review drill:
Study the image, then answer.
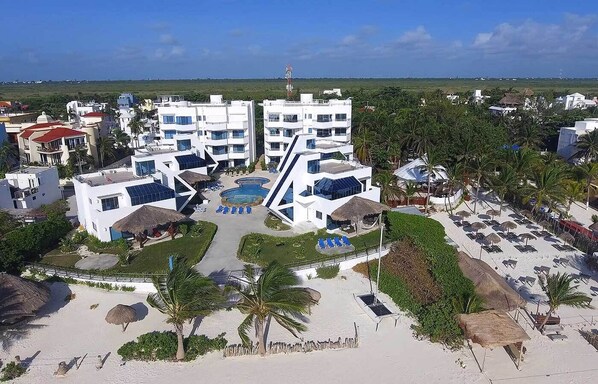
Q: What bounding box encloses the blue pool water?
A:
[220,177,270,204]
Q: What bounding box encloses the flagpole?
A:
[376,213,384,301]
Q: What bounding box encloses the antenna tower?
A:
[285,64,293,99]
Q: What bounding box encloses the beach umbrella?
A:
[519,233,536,246]
[470,222,487,233]
[539,220,551,230]
[520,210,533,219]
[0,273,50,325]
[105,304,137,332]
[486,209,501,219]
[500,221,517,233]
[559,232,575,245]
[484,233,501,244]
[456,210,471,220]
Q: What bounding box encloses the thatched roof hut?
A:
[112,206,187,234]
[458,310,530,348]
[499,93,524,106]
[559,232,575,244]
[178,170,211,185]
[0,273,50,324]
[330,197,389,222]
[484,233,501,245]
[105,304,137,331]
[457,253,525,311]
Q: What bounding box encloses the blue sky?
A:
[1,1,596,80]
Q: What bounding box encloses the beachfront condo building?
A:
[557,118,598,163]
[0,166,62,210]
[263,134,379,229]
[156,95,256,169]
[74,137,214,241]
[262,94,352,165]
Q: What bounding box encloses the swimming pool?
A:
[220,177,270,205]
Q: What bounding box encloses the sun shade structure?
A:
[470,222,487,231]
[457,253,525,312]
[486,209,501,218]
[539,220,552,230]
[501,221,518,231]
[519,233,536,245]
[559,232,575,244]
[112,205,186,234]
[520,210,533,219]
[330,196,389,222]
[0,273,50,324]
[178,170,211,185]
[456,210,471,218]
[484,233,501,244]
[105,304,137,332]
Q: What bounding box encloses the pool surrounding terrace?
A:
[220,177,270,205]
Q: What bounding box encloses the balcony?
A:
[229,151,249,160]
[37,145,62,153]
[281,120,303,129]
[228,136,248,145]
[313,120,334,129]
[173,123,197,131]
[228,121,248,130]
[205,122,227,130]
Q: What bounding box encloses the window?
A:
[177,139,191,151]
[197,116,202,121]
[126,183,175,206]
[231,130,244,138]
[233,145,245,153]
[307,114,312,119]
[283,143,289,150]
[268,113,280,122]
[212,146,228,155]
[307,185,313,195]
[163,130,176,139]
[92,222,97,231]
[316,129,332,138]
[316,211,322,220]
[135,160,156,176]
[316,114,332,123]
[307,159,320,174]
[211,131,227,140]
[308,128,313,133]
[334,127,347,136]
[283,114,298,122]
[283,129,294,138]
[197,130,203,136]
[101,196,119,211]
[269,128,280,136]
[270,143,280,151]
[175,116,193,125]
[335,113,347,121]
[306,139,316,149]
[162,115,175,124]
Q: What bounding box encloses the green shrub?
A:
[71,231,89,244]
[260,158,266,170]
[189,223,203,237]
[118,331,227,361]
[316,265,340,279]
[0,361,26,382]
[248,162,256,173]
[179,224,188,236]
[59,237,76,253]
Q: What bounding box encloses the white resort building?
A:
[0,166,62,210]
[559,93,597,110]
[74,138,214,241]
[156,95,256,169]
[66,100,107,122]
[262,134,379,229]
[557,118,598,162]
[262,93,352,165]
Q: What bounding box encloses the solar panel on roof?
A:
[314,176,362,200]
[126,182,175,206]
[175,154,206,170]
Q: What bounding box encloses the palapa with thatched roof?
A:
[330,196,389,222]
[484,233,501,245]
[459,310,529,348]
[178,170,211,186]
[499,93,524,106]
[105,304,137,332]
[0,273,50,324]
[112,206,187,235]
[559,232,575,244]
[457,253,525,312]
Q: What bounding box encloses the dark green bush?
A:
[0,361,26,382]
[179,224,188,236]
[118,331,227,361]
[316,264,340,279]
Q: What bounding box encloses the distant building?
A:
[322,88,342,97]
[557,118,598,162]
[488,93,532,116]
[471,90,489,105]
[263,134,379,228]
[262,94,352,165]
[0,111,38,146]
[559,93,597,110]
[117,93,138,109]
[0,167,62,210]
[66,101,107,122]
[157,95,256,168]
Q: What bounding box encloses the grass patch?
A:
[264,214,291,231]
[316,265,340,279]
[40,250,81,268]
[110,221,217,274]
[238,228,384,267]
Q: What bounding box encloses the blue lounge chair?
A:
[238,206,244,214]
[216,205,223,213]
[246,206,252,214]
[326,238,335,248]
[342,236,351,246]
[222,206,229,214]
[334,237,343,247]
[318,238,326,249]
[231,206,237,214]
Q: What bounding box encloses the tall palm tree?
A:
[572,130,598,163]
[563,180,585,215]
[402,181,419,206]
[487,166,518,213]
[353,128,374,164]
[147,257,224,360]
[374,171,402,205]
[0,141,18,176]
[111,128,131,149]
[576,163,598,209]
[523,165,567,213]
[420,151,445,214]
[538,272,592,332]
[234,261,313,356]
[96,136,116,168]
[128,118,144,148]
[443,161,464,215]
[466,154,494,214]
[507,148,541,184]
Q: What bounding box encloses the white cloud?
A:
[396,26,431,47]
[159,34,178,45]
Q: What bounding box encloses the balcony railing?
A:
[37,146,61,153]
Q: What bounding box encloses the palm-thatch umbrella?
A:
[178,170,211,187]
[105,304,137,332]
[589,222,598,232]
[303,287,321,315]
[486,209,501,219]
[520,210,533,219]
[470,222,487,234]
[559,232,575,244]
[539,220,552,230]
[456,210,471,220]
[0,273,50,325]
[500,221,517,233]
[519,233,536,245]
[112,206,187,247]
[330,196,389,234]
[484,233,501,244]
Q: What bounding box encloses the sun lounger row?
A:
[215,205,252,214]
[482,219,500,227]
[318,236,351,249]
[482,245,503,253]
[552,244,576,252]
[514,245,537,253]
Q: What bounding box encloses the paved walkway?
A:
[192,171,317,276]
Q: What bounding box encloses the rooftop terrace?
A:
[77,170,147,187]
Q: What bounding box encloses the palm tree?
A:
[466,154,494,214]
[127,118,144,148]
[487,166,518,213]
[523,165,567,213]
[96,136,116,168]
[420,151,445,214]
[507,148,541,184]
[234,262,313,356]
[147,257,224,360]
[111,128,131,149]
[0,141,18,176]
[374,171,402,205]
[572,130,598,163]
[576,163,598,209]
[402,181,419,206]
[563,180,585,215]
[443,161,464,215]
[353,128,374,164]
[538,272,592,332]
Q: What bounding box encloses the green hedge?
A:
[316,264,340,279]
[379,212,474,347]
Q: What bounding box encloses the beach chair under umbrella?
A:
[105,304,137,332]
[456,210,471,220]
[500,221,517,233]
[485,233,501,245]
[539,220,551,230]
[471,222,487,234]
[519,233,536,246]
[559,232,575,245]
[486,209,501,219]
[520,210,533,219]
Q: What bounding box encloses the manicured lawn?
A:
[238,228,385,267]
[40,250,81,268]
[264,214,291,231]
[110,221,217,274]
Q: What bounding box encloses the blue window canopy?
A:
[314,176,362,200]
[175,116,193,125]
[126,182,175,206]
[175,154,206,170]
